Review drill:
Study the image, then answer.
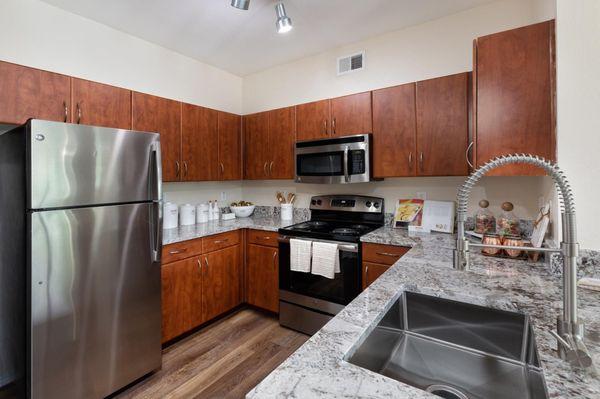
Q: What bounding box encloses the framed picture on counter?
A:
[393,199,424,229]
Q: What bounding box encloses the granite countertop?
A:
[247,227,600,398]
[162,214,307,245]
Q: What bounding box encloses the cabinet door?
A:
[296,99,330,141]
[243,112,270,180]
[181,103,218,181]
[268,106,295,179]
[362,262,390,290]
[132,92,182,182]
[330,92,372,137]
[71,77,131,129]
[161,258,203,343]
[0,61,70,124]
[202,245,241,321]
[217,111,242,181]
[246,244,279,313]
[475,21,555,176]
[416,73,469,176]
[372,83,417,177]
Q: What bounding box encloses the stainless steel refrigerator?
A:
[0,120,163,398]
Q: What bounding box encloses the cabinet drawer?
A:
[202,230,240,253]
[362,243,410,265]
[248,229,279,247]
[162,238,203,264]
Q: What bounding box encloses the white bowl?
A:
[230,205,255,218]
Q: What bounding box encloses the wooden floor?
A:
[114,308,308,399]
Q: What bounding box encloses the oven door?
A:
[295,134,371,184]
[278,236,362,306]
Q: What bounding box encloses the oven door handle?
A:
[343,145,350,183]
[278,236,358,253]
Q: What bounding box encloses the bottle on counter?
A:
[474,199,496,234]
[213,200,221,221]
[207,201,214,221]
[498,201,520,237]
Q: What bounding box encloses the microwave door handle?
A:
[343,146,350,183]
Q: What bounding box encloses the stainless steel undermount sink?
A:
[346,292,548,399]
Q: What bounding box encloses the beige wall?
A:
[242,0,555,114]
[0,0,243,114]
[555,0,600,249]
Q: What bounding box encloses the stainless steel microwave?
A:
[295,134,372,184]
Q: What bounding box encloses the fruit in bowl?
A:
[230,201,255,218]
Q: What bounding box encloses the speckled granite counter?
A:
[162,215,308,245]
[247,227,600,398]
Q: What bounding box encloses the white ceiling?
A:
[40,0,493,76]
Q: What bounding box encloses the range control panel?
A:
[310,195,383,213]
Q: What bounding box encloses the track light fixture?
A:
[231,0,250,10]
[275,2,292,34]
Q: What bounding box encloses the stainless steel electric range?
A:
[278,195,385,335]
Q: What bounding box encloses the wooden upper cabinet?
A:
[202,245,241,322]
[330,92,372,137]
[217,111,242,181]
[246,244,279,313]
[268,106,296,179]
[161,257,203,343]
[296,99,330,141]
[372,83,417,177]
[474,20,555,176]
[416,73,469,176]
[243,112,270,180]
[182,104,219,181]
[132,92,182,182]
[71,77,131,129]
[0,61,70,124]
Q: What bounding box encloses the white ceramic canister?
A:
[196,203,209,223]
[281,203,294,220]
[179,204,196,226]
[163,202,179,229]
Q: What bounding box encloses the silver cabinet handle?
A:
[343,145,350,183]
[272,251,277,270]
[269,161,274,175]
[220,162,225,175]
[197,258,202,272]
[466,141,474,169]
[63,101,68,122]
[365,264,369,277]
[263,161,268,177]
[408,152,413,169]
[204,257,209,268]
[175,161,180,178]
[183,161,188,177]
[323,120,327,135]
[76,102,82,124]
[213,239,229,244]
[332,118,336,135]
[376,252,401,257]
[169,248,188,255]
[419,152,424,171]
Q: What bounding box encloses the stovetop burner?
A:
[331,227,360,235]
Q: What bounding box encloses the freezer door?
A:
[29,203,162,399]
[28,120,161,209]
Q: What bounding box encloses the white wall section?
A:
[0,0,243,114]
[555,0,600,249]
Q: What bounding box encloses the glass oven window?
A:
[297,152,344,176]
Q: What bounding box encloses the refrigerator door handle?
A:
[150,140,163,263]
[150,141,163,201]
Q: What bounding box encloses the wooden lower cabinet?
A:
[161,238,241,343]
[246,243,279,313]
[202,245,242,321]
[362,261,392,290]
[161,257,203,343]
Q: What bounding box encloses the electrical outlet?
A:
[416,192,427,200]
[220,191,227,201]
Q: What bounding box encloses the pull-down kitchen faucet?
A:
[453,154,593,369]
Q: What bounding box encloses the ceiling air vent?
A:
[337,51,365,76]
